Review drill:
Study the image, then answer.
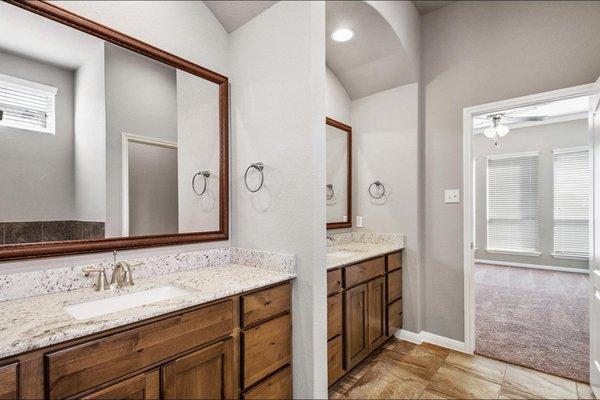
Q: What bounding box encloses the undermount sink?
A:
[64,285,193,320]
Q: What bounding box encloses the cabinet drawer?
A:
[327,269,342,295]
[81,370,159,400]
[327,293,343,340]
[345,257,385,288]
[387,298,403,337]
[46,300,234,398]
[327,336,344,387]
[0,362,18,400]
[387,252,402,271]
[243,366,292,400]
[243,313,292,389]
[243,283,291,327]
[387,268,402,303]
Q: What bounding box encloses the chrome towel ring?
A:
[369,181,385,199]
[326,184,334,200]
[192,170,210,195]
[244,162,264,192]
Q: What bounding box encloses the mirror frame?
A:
[0,1,229,260]
[326,117,352,230]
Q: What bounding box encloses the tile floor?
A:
[329,338,594,399]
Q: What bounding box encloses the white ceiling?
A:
[473,96,590,131]
[0,2,102,70]
[412,1,454,15]
[326,1,414,99]
[204,1,277,33]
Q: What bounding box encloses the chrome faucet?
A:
[327,235,336,245]
[111,261,140,288]
[82,266,110,291]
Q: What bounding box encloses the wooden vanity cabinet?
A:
[0,362,18,400]
[327,250,403,388]
[162,339,234,399]
[1,281,293,400]
[81,371,159,400]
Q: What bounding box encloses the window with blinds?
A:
[0,73,57,134]
[487,152,540,255]
[553,147,591,259]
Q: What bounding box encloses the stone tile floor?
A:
[329,338,594,399]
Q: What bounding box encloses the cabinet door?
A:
[81,371,159,400]
[368,276,386,350]
[162,339,234,400]
[344,283,369,369]
[0,362,18,400]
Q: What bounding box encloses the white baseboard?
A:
[395,329,422,344]
[394,329,468,353]
[475,258,588,274]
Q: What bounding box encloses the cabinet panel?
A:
[162,339,234,400]
[47,300,233,398]
[327,336,344,387]
[81,370,159,400]
[386,252,402,271]
[242,283,291,327]
[327,292,343,340]
[243,313,292,389]
[387,298,403,337]
[243,366,292,400]
[387,268,402,303]
[0,362,18,400]
[368,277,386,350]
[327,269,342,295]
[345,257,385,288]
[344,283,369,369]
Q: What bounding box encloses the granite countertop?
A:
[327,241,404,270]
[0,263,295,359]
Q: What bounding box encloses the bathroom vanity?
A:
[0,249,295,399]
[326,235,404,387]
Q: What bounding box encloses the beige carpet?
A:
[475,263,589,383]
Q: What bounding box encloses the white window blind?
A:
[553,147,591,259]
[0,73,57,134]
[487,152,540,255]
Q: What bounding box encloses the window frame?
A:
[0,72,58,135]
[551,146,591,260]
[486,151,541,256]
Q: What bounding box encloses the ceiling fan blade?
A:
[508,116,548,122]
[505,106,538,117]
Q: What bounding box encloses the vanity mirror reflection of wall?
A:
[0,2,228,260]
[326,117,352,229]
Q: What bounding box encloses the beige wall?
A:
[474,118,589,270]
[422,0,600,341]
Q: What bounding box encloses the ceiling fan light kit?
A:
[477,108,548,147]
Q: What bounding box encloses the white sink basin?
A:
[64,285,192,320]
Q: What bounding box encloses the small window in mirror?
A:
[0,73,57,135]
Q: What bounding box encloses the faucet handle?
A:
[82,266,110,291]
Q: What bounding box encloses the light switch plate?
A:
[356,216,363,228]
[445,189,460,203]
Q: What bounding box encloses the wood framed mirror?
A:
[326,117,352,230]
[0,1,229,260]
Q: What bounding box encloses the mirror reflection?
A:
[0,4,221,245]
[326,118,351,227]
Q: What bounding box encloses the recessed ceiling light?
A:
[331,28,354,42]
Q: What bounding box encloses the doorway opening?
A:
[121,133,178,237]
[463,84,595,383]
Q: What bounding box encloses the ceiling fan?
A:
[473,106,548,147]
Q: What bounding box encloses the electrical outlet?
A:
[356,216,363,228]
[445,189,460,204]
